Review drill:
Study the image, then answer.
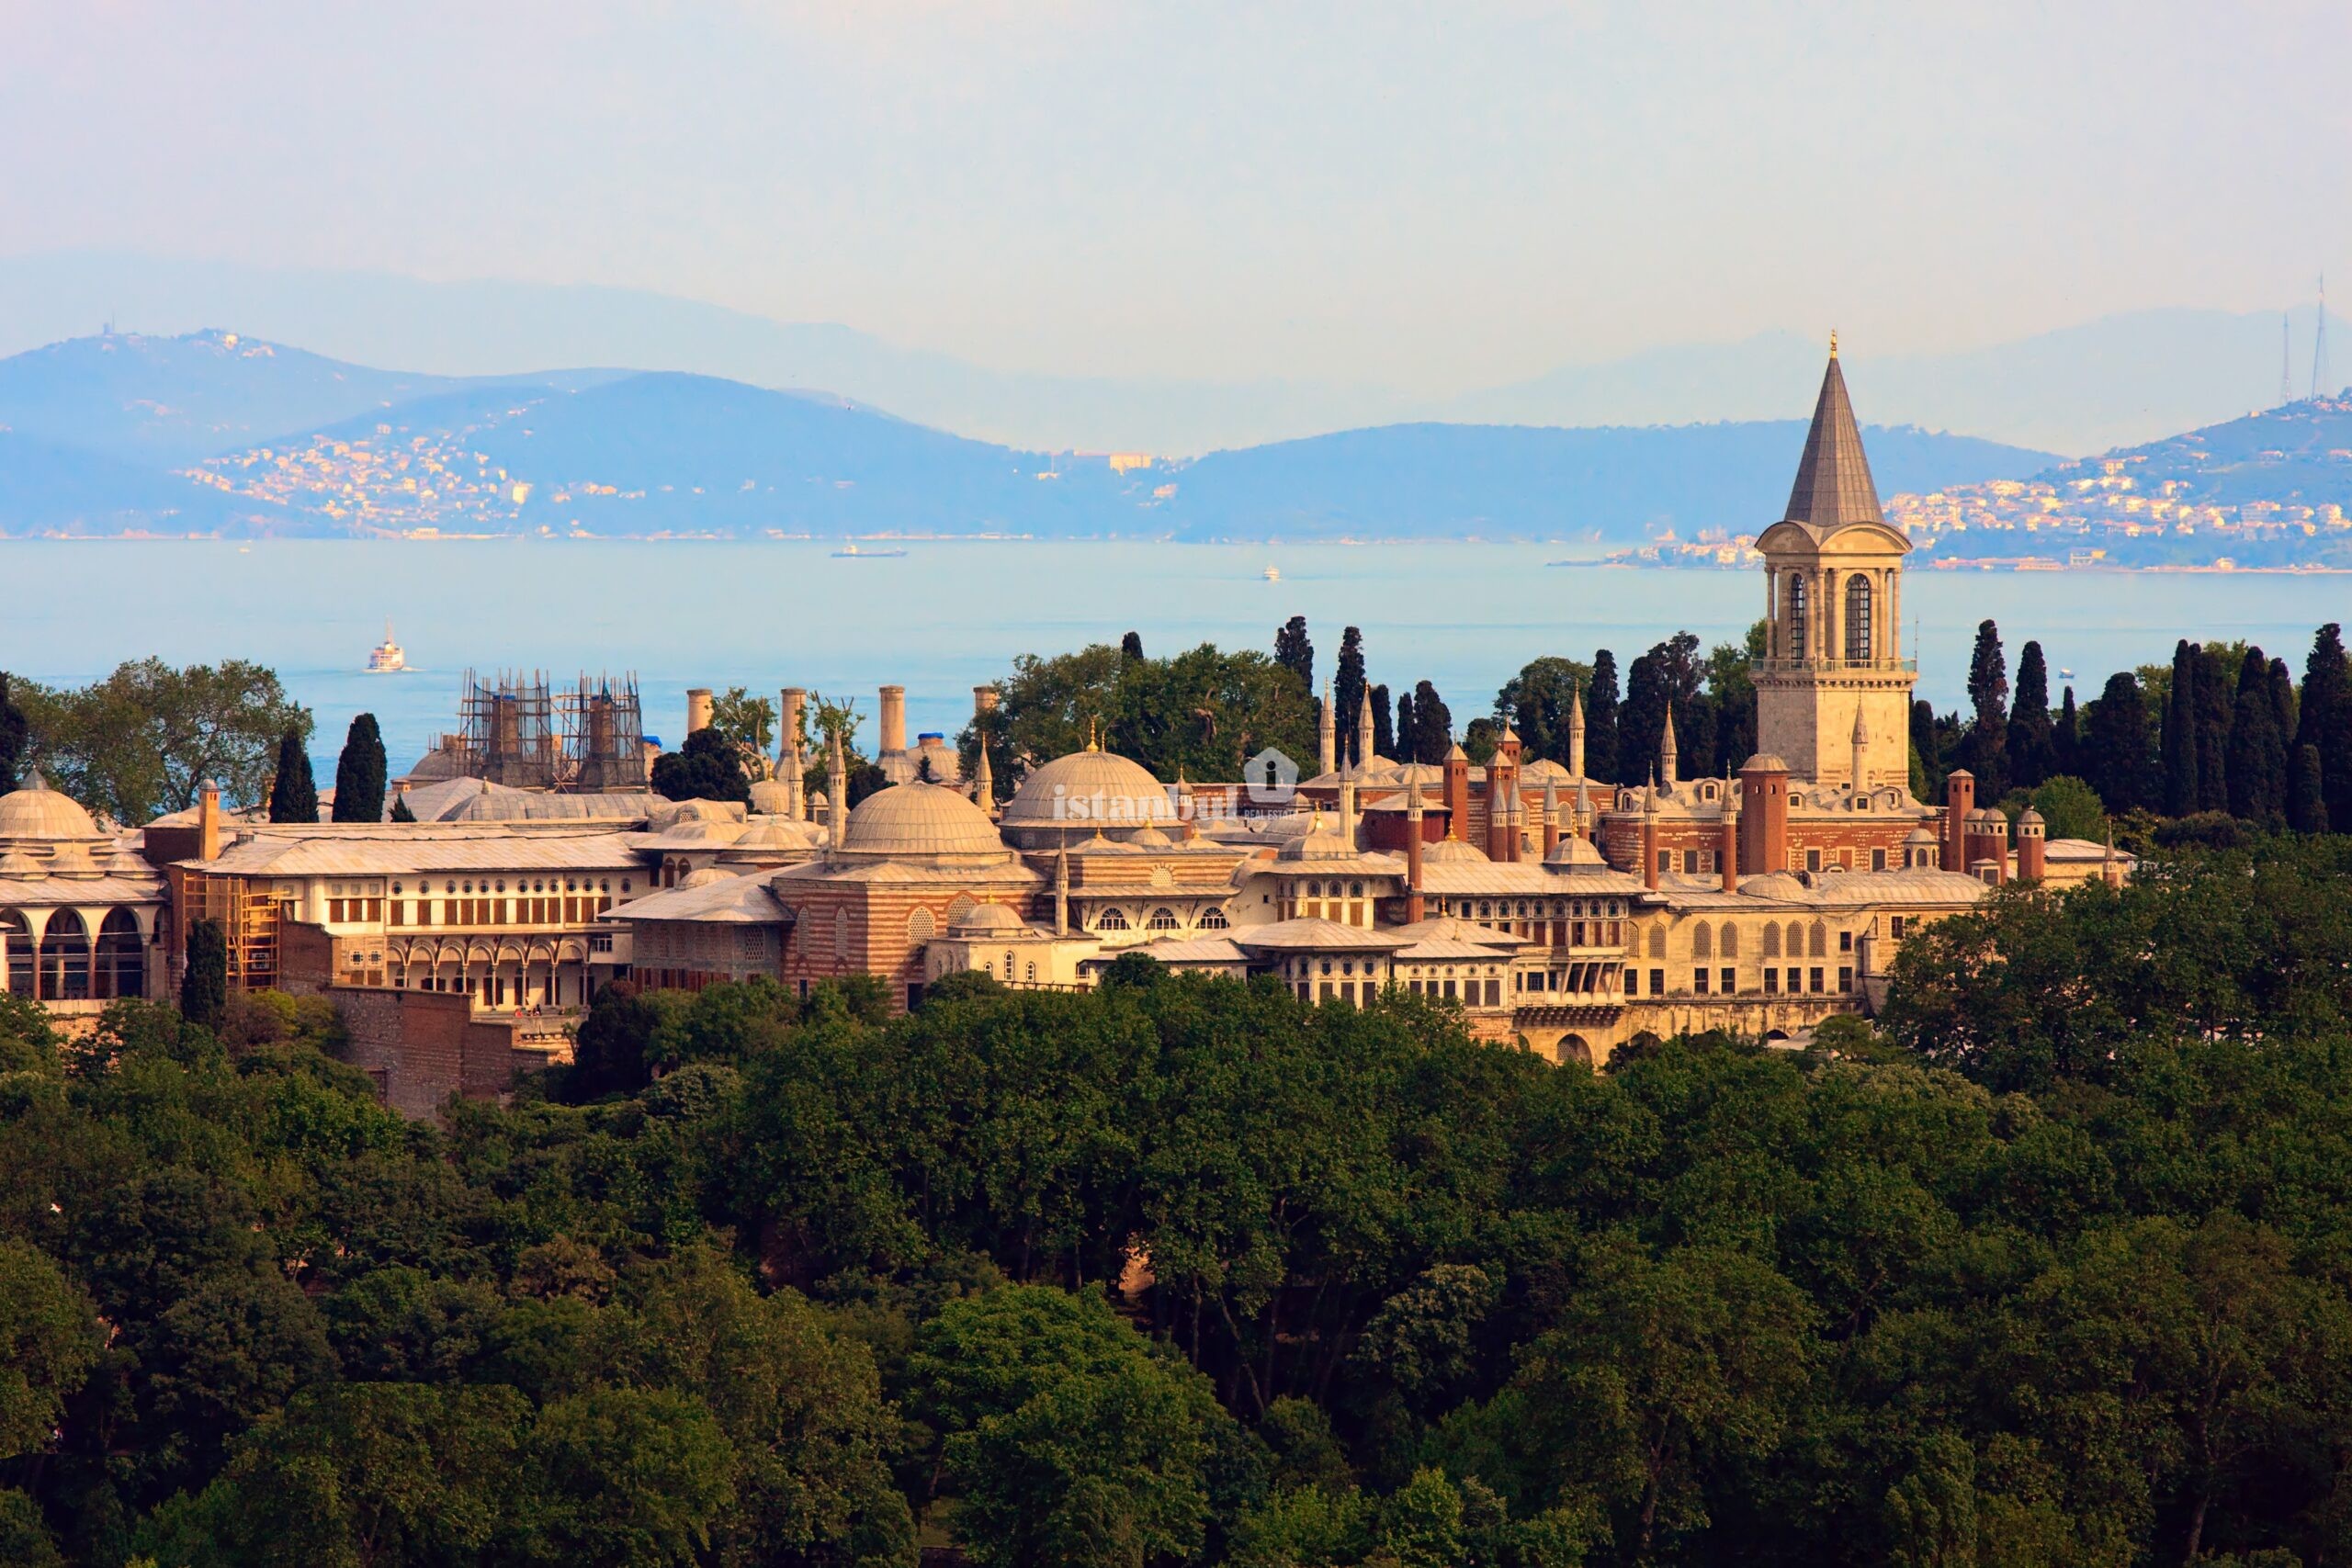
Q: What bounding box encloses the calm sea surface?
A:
[5,540,2347,778]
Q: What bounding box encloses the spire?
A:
[827,728,849,850]
[1085,716,1101,752]
[973,743,996,818]
[1318,679,1337,777]
[1568,683,1588,781]
[1782,341,1884,528]
[1356,689,1376,772]
[1658,701,1679,786]
[778,729,805,821]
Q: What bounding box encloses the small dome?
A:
[1740,753,1792,774]
[1421,837,1491,864]
[1520,758,1573,784]
[1277,818,1356,861]
[729,818,820,852]
[677,866,735,888]
[1001,748,1175,829]
[838,782,1006,859]
[1905,825,1938,843]
[46,840,102,879]
[0,773,100,840]
[749,778,791,814]
[0,847,46,879]
[1127,824,1175,850]
[1543,833,1608,869]
[2018,807,2045,827]
[950,901,1026,935]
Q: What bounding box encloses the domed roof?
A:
[1277,816,1356,860]
[837,782,1006,860]
[1741,753,1792,774]
[950,901,1026,935]
[0,773,100,841]
[0,847,45,879]
[2018,807,2045,826]
[1001,747,1175,828]
[677,865,735,888]
[729,818,820,852]
[1422,837,1490,864]
[1520,758,1574,784]
[749,778,792,815]
[1543,833,1608,869]
[1128,824,1176,850]
[1905,824,1938,842]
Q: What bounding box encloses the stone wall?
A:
[332,985,537,1121]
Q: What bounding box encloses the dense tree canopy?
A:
[17,659,311,822]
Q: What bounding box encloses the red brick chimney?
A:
[1943,769,1975,876]
[1736,754,1789,875]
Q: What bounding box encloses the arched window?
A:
[1786,573,1809,660]
[1097,908,1130,931]
[39,909,90,1001]
[0,910,29,997]
[1786,919,1805,956]
[906,908,936,942]
[1720,922,1739,959]
[1146,907,1180,931]
[97,908,144,999]
[1761,921,1781,958]
[1844,574,1873,662]
[1809,920,1828,957]
[1198,907,1229,930]
[1646,926,1666,959]
[1692,923,1713,960]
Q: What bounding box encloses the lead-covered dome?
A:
[0,773,100,840]
[837,782,1006,860]
[1001,748,1175,830]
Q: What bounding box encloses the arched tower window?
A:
[1844,574,1873,663]
[1786,574,1809,660]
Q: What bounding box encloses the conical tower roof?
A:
[1782,340,1883,530]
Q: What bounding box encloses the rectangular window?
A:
[1839,930,1853,952]
[1319,982,1334,1003]
[1692,967,1710,995]
[1764,967,1780,995]
[1442,979,1457,998]
[1721,966,1736,994]
[1787,965,1802,993]
[1809,966,1825,994]
[390,902,408,927]
[1682,849,1699,874]
[1340,981,1355,1005]
[1892,916,1908,940]
[1871,848,1887,872]
[1623,968,1638,997]
[1838,965,1854,992]
[1657,850,1671,875]
[1806,848,1823,873]
[1649,967,1665,996]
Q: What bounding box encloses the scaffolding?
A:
[561,673,649,792]
[454,670,560,789]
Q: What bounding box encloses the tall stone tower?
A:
[1752,341,1917,793]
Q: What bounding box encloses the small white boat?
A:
[832,541,908,558]
[1262,564,1280,581]
[366,619,407,673]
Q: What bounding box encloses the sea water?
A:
[4,539,2346,778]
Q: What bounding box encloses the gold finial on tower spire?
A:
[1085,716,1101,752]
[1829,328,1838,358]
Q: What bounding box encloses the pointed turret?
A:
[972,744,996,818]
[1781,335,1883,529]
[1849,701,1870,792]
[1658,702,1679,788]
[1356,689,1376,772]
[827,728,849,851]
[777,728,805,821]
[1568,684,1587,780]
[1318,679,1337,777]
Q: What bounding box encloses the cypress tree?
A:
[1370,683,1394,760]
[1962,619,2008,799]
[2053,685,2080,778]
[1334,627,1366,770]
[1408,681,1453,764]
[331,713,388,822]
[390,792,418,823]
[1394,691,1414,765]
[180,917,228,1031]
[267,728,317,824]
[1909,699,1943,801]
[1587,650,1621,783]
[2270,657,2299,760]
[2227,646,2286,819]
[2083,671,2154,814]
[2195,644,2233,813]
[1273,615,1314,693]
[2297,624,2352,830]
[1620,652,1668,783]
[0,672,25,793]
[2163,639,2199,816]
[2290,743,2327,832]
[1120,630,1145,660]
[2007,639,2055,789]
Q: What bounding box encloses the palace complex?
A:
[0,345,2128,1116]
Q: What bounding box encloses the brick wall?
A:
[332,985,535,1121]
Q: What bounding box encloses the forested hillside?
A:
[11,838,2352,1564]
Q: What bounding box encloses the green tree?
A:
[650,728,752,805]
[2165,638,2200,816]
[1910,698,1944,803]
[389,791,416,822]
[1369,682,1393,759]
[2053,682,2080,777]
[2228,646,2288,820]
[0,1240,102,1461]
[1588,649,1621,783]
[1121,630,1146,660]
[2196,642,2236,813]
[2290,742,2326,831]
[2026,774,2107,842]
[180,917,228,1031]
[2082,671,2154,815]
[329,713,387,822]
[267,728,317,824]
[2007,639,2055,789]
[707,686,776,753]
[1704,624,1764,776]
[1274,615,1314,693]
[1335,627,1367,770]
[2296,623,2352,829]
[0,672,26,793]
[1961,619,2009,799]
[19,657,309,822]
[1495,656,1595,764]
[1405,680,1453,764]
[515,1387,738,1567]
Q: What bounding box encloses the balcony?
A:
[1749,657,1917,677]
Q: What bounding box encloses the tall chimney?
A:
[685,687,714,736]
[779,687,807,753]
[2017,807,2046,882]
[1444,744,1470,842]
[1541,781,1561,858]
[973,685,1001,718]
[1641,779,1661,892]
[878,685,907,757]
[198,778,223,862]
[1944,770,1976,878]
[1405,780,1426,923]
[1719,780,1740,893]
[1568,685,1587,781]
[1318,680,1337,777]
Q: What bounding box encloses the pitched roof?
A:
[1781,349,1883,530]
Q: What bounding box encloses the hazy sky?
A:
[5,1,2346,390]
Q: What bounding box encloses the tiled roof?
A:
[605,874,789,924]
[181,825,647,876]
[1782,351,1884,529]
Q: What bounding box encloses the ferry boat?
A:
[832,541,909,558]
[1262,564,1281,581]
[365,620,407,673]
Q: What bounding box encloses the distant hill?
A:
[4,253,2344,455]
[1157,421,2053,543]
[0,331,2059,541]
[0,327,620,466]
[2049,396,2352,506]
